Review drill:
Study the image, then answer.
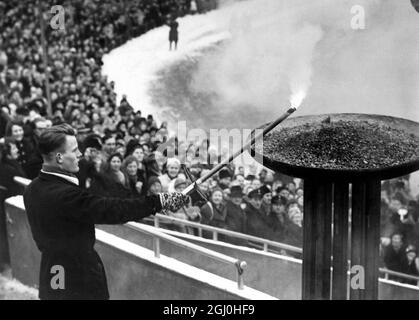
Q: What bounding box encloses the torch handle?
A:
[182,106,297,195]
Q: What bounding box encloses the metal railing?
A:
[150,214,419,288]
[379,268,419,286]
[127,222,247,289]
[151,213,302,255]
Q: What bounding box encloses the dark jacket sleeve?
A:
[57,185,162,225]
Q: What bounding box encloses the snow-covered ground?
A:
[101,4,234,122]
[0,273,38,300]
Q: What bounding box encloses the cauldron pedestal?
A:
[254,114,419,300]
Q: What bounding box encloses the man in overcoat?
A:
[24,124,187,300]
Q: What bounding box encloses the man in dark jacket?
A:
[225,185,247,245]
[23,124,188,300]
[245,187,275,240]
[225,185,246,233]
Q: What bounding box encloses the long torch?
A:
[181,105,299,196]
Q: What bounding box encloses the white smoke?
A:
[191,0,419,120]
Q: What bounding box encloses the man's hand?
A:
[160,192,189,212]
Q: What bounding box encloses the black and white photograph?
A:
[0,0,419,305]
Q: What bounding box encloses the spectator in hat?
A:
[259,184,272,216]
[401,245,419,285]
[271,195,288,242]
[276,186,291,200]
[77,133,102,189]
[147,176,163,196]
[218,168,232,190]
[383,232,407,281]
[225,185,247,245]
[245,187,275,240]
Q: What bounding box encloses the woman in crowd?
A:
[200,188,227,231]
[0,137,26,198]
[284,205,303,247]
[122,156,143,197]
[147,176,163,196]
[90,153,131,198]
[159,157,180,192]
[125,142,147,192]
[5,122,33,175]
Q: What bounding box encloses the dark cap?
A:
[248,188,263,199]
[219,169,232,180]
[230,185,244,198]
[259,185,271,196]
[245,174,256,181]
[272,195,288,206]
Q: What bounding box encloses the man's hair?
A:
[38,123,75,156]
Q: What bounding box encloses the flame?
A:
[290,90,306,109]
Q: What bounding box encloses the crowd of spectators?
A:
[380,177,419,283]
[0,0,419,284]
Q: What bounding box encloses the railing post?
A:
[263,243,268,252]
[154,215,160,228]
[153,236,160,258]
[236,261,247,290]
[213,231,218,241]
[198,227,202,238]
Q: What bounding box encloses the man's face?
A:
[220,177,231,186]
[175,183,187,193]
[249,196,262,209]
[149,182,162,195]
[103,137,116,154]
[11,125,24,141]
[272,203,286,215]
[279,189,290,199]
[133,147,144,162]
[262,193,272,204]
[126,161,138,176]
[391,234,403,250]
[58,136,82,173]
[231,196,242,206]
